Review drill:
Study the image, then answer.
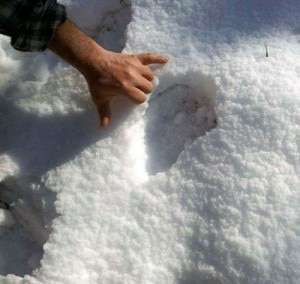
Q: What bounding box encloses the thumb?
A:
[96,101,111,128]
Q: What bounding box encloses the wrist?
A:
[79,44,108,80]
[48,19,107,78]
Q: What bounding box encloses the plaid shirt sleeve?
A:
[0,0,66,52]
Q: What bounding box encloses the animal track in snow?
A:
[145,72,218,175]
[0,177,58,277]
[81,0,132,52]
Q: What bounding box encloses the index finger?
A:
[137,53,169,65]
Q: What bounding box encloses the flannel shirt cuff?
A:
[11,0,67,52]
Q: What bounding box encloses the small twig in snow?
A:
[265,44,269,57]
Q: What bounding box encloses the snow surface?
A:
[1,0,300,283]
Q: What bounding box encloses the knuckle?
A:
[122,66,136,80]
[130,54,139,62]
[149,73,155,81]
[122,64,132,75]
[146,83,154,94]
[138,95,147,103]
[131,91,146,104]
[120,80,130,90]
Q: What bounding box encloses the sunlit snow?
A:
[1,0,300,283]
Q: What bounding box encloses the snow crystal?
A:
[0,0,300,283]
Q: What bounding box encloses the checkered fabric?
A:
[0,0,66,51]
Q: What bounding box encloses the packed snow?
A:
[1,0,300,283]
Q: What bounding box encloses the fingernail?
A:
[100,117,109,128]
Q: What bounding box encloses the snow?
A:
[0,209,15,228]
[1,0,300,283]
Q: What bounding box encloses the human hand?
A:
[83,50,168,128]
[48,20,168,127]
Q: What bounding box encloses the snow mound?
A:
[1,0,300,283]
